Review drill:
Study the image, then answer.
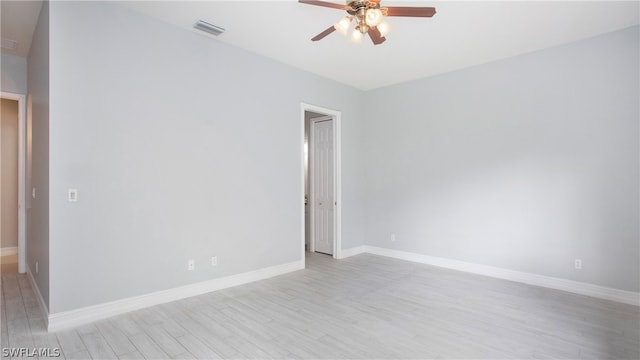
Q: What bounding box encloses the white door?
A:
[310,117,334,255]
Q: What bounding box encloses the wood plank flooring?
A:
[0,255,18,275]
[1,252,639,359]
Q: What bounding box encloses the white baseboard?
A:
[363,246,640,307]
[27,265,50,328]
[339,245,367,259]
[48,260,304,332]
[1,246,18,256]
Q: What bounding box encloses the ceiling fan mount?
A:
[344,1,381,15]
[299,0,436,45]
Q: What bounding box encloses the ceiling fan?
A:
[299,0,436,45]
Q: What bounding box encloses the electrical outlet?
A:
[391,233,396,242]
[188,259,195,271]
[574,259,582,270]
[211,256,217,266]
[68,189,78,202]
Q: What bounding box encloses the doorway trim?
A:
[1,91,27,274]
[300,103,342,261]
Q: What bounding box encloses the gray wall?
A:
[27,0,50,310]
[48,1,366,313]
[1,54,28,94]
[363,26,639,292]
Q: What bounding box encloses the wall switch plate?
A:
[391,233,396,242]
[35,261,38,273]
[32,188,36,199]
[68,189,78,202]
[574,259,582,270]
[211,256,217,266]
[188,259,195,271]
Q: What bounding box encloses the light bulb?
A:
[365,8,383,27]
[377,21,391,37]
[334,16,352,36]
[350,28,363,43]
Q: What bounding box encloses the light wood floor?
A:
[0,254,18,275]
[1,252,639,359]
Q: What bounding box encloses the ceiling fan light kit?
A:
[299,0,435,45]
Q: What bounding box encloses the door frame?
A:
[1,91,27,274]
[300,103,342,261]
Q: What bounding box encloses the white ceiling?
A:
[119,0,640,90]
[0,0,42,57]
[2,1,638,90]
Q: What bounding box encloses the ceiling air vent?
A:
[1,38,17,51]
[193,20,225,36]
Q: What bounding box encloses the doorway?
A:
[301,103,341,260]
[1,92,26,274]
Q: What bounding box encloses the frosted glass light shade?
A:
[350,29,364,43]
[377,21,391,36]
[334,16,352,35]
[365,9,383,27]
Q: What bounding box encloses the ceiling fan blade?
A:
[368,27,386,45]
[298,0,347,10]
[385,6,436,17]
[311,26,337,41]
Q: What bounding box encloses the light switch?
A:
[68,189,78,202]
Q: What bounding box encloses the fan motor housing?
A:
[347,0,381,13]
